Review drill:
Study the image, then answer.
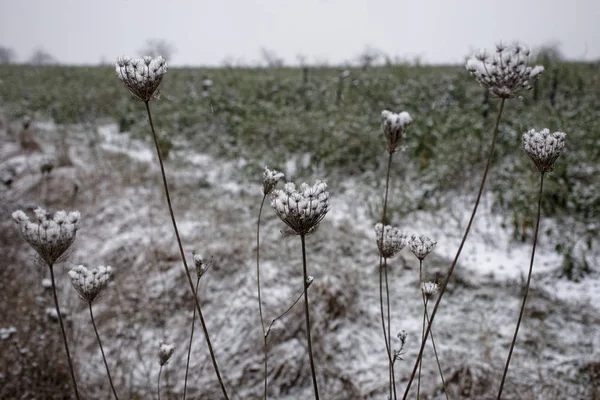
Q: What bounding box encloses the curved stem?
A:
[402,97,505,399]
[49,264,81,400]
[157,365,163,400]
[497,172,544,399]
[424,299,449,400]
[301,234,320,400]
[378,257,393,400]
[183,277,200,400]
[144,101,229,400]
[265,286,308,338]
[89,302,119,400]
[256,195,269,399]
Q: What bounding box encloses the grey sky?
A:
[1,0,599,66]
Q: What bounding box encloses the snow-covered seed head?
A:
[192,251,210,278]
[421,281,440,298]
[262,166,285,195]
[306,275,314,287]
[381,110,412,153]
[397,330,408,345]
[12,207,80,265]
[522,128,566,173]
[270,180,330,236]
[158,342,175,366]
[466,43,544,99]
[408,234,437,260]
[68,265,112,303]
[115,56,168,102]
[374,223,407,259]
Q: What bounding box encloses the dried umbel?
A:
[68,265,112,303]
[421,281,440,298]
[522,128,566,173]
[374,223,407,259]
[158,342,175,366]
[408,234,437,260]
[466,43,544,99]
[381,110,412,153]
[12,208,81,265]
[116,56,168,102]
[394,330,408,361]
[262,166,284,195]
[271,180,330,236]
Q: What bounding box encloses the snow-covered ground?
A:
[2,120,599,399]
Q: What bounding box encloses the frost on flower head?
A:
[408,234,437,261]
[374,223,407,259]
[466,43,544,99]
[270,180,330,236]
[116,56,168,102]
[522,128,566,173]
[158,342,175,366]
[421,281,440,298]
[381,110,412,153]
[68,265,112,303]
[12,207,80,265]
[263,166,284,195]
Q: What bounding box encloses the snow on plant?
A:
[12,208,80,266]
[157,342,175,400]
[374,223,407,259]
[522,128,566,173]
[69,265,112,303]
[408,234,437,261]
[381,110,412,153]
[116,56,168,102]
[466,43,544,99]
[262,165,285,195]
[421,281,440,299]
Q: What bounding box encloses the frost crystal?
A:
[466,43,544,99]
[270,180,330,236]
[262,166,285,195]
[408,234,437,260]
[68,265,112,303]
[374,223,407,259]
[115,56,168,102]
[158,342,175,366]
[12,208,80,265]
[522,128,566,173]
[381,110,412,153]
[421,281,440,298]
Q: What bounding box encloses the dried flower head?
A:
[271,180,330,236]
[115,56,168,102]
[381,110,412,153]
[263,166,285,195]
[12,207,80,265]
[68,265,112,303]
[374,223,407,259]
[394,330,408,362]
[421,281,440,298]
[158,342,175,366]
[466,43,544,99]
[522,128,566,173]
[408,234,437,260]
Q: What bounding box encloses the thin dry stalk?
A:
[183,276,200,400]
[256,194,269,399]
[89,302,119,400]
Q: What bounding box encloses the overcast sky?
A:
[1,0,599,66]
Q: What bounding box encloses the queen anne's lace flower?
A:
[271,180,330,236]
[408,234,437,260]
[381,110,412,153]
[158,342,175,366]
[522,128,566,173]
[374,223,407,259]
[68,265,112,303]
[12,207,80,265]
[263,166,284,195]
[466,43,544,99]
[116,56,168,102]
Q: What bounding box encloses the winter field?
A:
[0,58,599,399]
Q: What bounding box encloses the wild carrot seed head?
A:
[158,342,175,366]
[271,180,330,236]
[374,223,407,259]
[68,265,112,303]
[408,234,437,261]
[381,110,412,153]
[522,128,566,173]
[262,166,284,195]
[116,56,168,102]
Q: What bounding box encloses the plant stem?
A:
[89,302,119,400]
[183,277,200,400]
[378,151,395,399]
[49,264,81,400]
[157,365,163,400]
[418,298,425,400]
[300,234,320,400]
[144,101,229,400]
[265,286,308,338]
[402,97,506,399]
[497,172,545,399]
[384,257,397,400]
[256,194,269,400]
[424,299,449,400]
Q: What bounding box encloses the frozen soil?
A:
[1,120,599,400]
